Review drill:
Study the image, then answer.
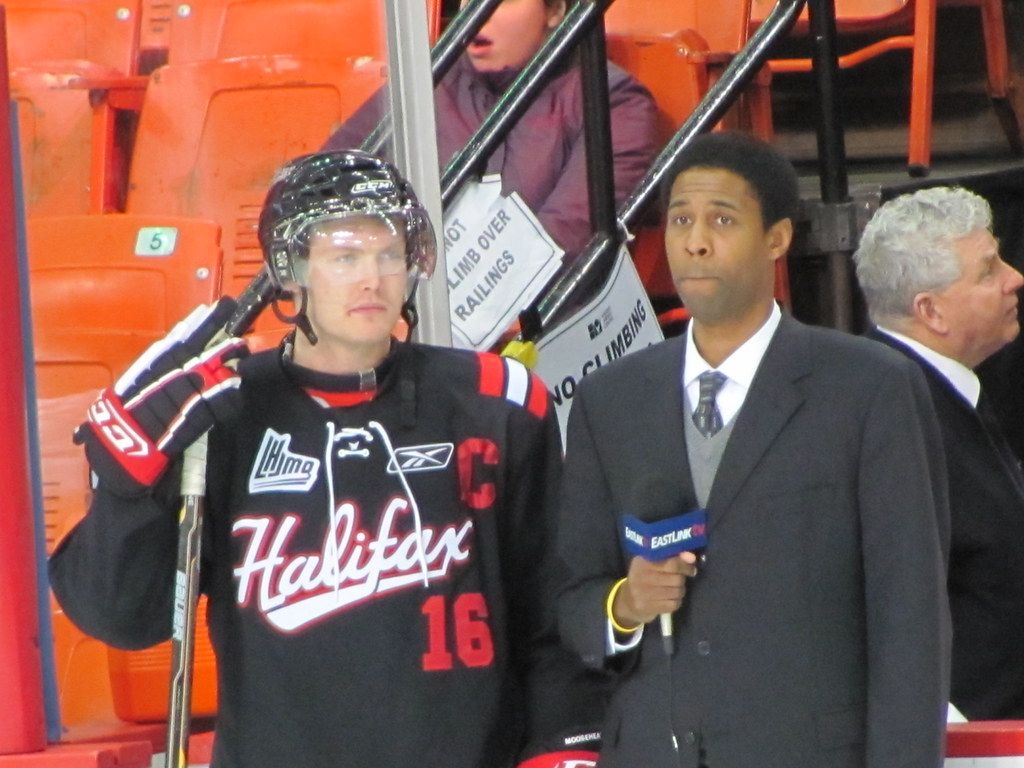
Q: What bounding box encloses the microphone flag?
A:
[620,509,707,560]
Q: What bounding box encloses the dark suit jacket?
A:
[558,315,952,768]
[872,329,1024,719]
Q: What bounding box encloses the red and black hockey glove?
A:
[516,752,598,768]
[75,297,249,496]
[516,727,600,768]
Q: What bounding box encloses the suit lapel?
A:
[870,327,1024,502]
[638,336,700,511]
[706,315,811,524]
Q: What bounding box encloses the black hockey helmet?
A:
[258,150,437,293]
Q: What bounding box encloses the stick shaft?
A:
[166,434,207,767]
[165,268,277,766]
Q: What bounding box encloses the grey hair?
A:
[853,186,992,323]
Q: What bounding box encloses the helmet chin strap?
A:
[272,287,319,345]
[401,266,423,338]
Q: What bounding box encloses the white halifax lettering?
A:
[248,428,321,493]
[232,498,473,632]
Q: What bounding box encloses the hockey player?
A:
[49,151,604,768]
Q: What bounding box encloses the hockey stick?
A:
[166,268,278,768]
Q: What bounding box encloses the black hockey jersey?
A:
[49,341,605,768]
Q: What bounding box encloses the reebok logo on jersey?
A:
[248,429,321,493]
[386,443,454,474]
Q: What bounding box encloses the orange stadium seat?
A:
[6,1,141,215]
[603,0,781,307]
[30,212,223,550]
[163,0,442,64]
[137,0,174,66]
[11,69,100,217]
[4,0,139,70]
[125,55,385,337]
[750,0,1020,173]
[29,213,223,727]
[605,0,771,141]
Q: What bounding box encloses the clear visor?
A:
[290,213,409,286]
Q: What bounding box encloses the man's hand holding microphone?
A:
[611,551,699,628]
[609,475,707,655]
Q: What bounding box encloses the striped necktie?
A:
[693,371,727,438]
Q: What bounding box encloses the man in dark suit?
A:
[556,132,951,768]
[854,186,1024,720]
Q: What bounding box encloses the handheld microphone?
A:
[620,475,707,656]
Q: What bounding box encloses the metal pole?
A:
[11,104,62,745]
[579,10,617,240]
[383,0,451,346]
[808,0,849,203]
[0,6,47,755]
[517,7,619,341]
[807,0,853,331]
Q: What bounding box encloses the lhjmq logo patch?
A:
[248,429,320,493]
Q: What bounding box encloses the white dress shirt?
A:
[682,302,783,423]
[608,303,783,654]
[875,326,980,407]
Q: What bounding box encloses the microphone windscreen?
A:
[630,473,683,523]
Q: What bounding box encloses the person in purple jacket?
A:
[322,0,659,265]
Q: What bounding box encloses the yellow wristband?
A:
[606,577,642,634]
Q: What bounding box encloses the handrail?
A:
[440,0,615,208]
[579,9,618,260]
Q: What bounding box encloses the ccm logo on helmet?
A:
[351,179,395,194]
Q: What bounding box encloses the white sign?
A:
[134,227,178,257]
[445,177,563,350]
[535,247,664,439]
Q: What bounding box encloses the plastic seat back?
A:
[125,55,384,334]
[605,0,751,54]
[4,0,140,71]
[29,213,223,725]
[750,0,912,32]
[29,212,223,546]
[166,0,442,64]
[6,1,141,215]
[11,69,99,216]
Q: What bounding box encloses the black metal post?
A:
[523,2,620,341]
[808,0,849,203]
[807,0,854,330]
[579,11,617,242]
